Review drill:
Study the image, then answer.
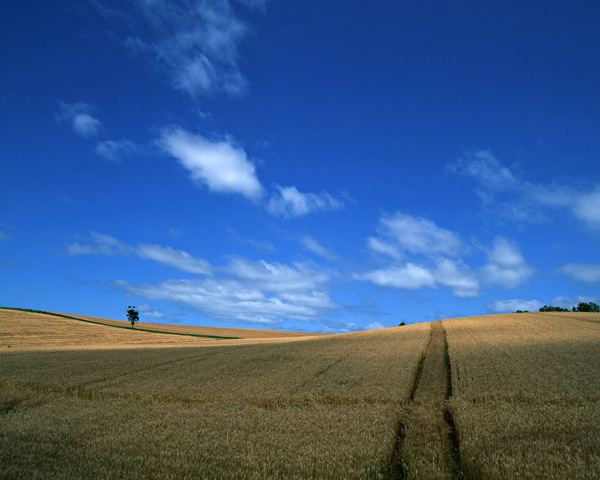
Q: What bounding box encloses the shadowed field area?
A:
[1,308,599,478]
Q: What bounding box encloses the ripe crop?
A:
[1,308,599,479]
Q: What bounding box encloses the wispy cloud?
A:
[557,263,600,283]
[122,258,336,326]
[267,185,344,217]
[435,258,481,298]
[480,237,536,288]
[0,224,14,240]
[227,257,333,304]
[301,235,339,261]
[124,278,312,325]
[551,294,600,306]
[67,232,338,326]
[95,0,259,97]
[487,298,542,313]
[374,212,464,258]
[449,150,517,194]
[57,101,102,138]
[358,212,534,298]
[67,232,129,256]
[67,232,211,275]
[319,320,361,334]
[449,150,600,230]
[365,321,385,330]
[571,188,600,227]
[136,244,212,275]
[95,139,142,162]
[360,264,437,290]
[159,127,263,201]
[137,304,168,320]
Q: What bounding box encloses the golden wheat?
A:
[444,312,600,479]
[3,309,599,479]
[0,309,321,351]
[0,309,431,479]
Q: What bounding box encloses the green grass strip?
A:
[0,307,241,340]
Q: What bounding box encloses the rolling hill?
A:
[1,307,598,479]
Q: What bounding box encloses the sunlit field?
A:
[445,312,600,479]
[1,308,599,479]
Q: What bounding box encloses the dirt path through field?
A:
[388,321,463,479]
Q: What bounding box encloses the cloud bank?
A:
[67,232,337,326]
[358,212,535,298]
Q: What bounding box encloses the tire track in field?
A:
[388,321,464,479]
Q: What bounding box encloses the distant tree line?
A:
[516,302,600,313]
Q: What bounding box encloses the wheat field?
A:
[445,312,600,479]
[1,308,599,478]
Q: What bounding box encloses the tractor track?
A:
[388,321,464,479]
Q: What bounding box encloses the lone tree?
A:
[126,306,139,328]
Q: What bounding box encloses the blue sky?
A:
[2,0,599,332]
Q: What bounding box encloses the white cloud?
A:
[358,259,479,298]
[95,139,141,162]
[365,321,385,330]
[159,127,263,200]
[435,259,480,298]
[485,237,527,269]
[320,321,361,334]
[267,185,344,217]
[227,258,332,297]
[449,150,517,193]
[487,299,542,313]
[68,233,338,325]
[375,212,463,258]
[359,212,535,297]
[122,258,337,326]
[359,264,437,290]
[558,263,600,283]
[137,304,166,319]
[367,237,402,259]
[550,296,576,308]
[572,188,600,227]
[98,0,256,97]
[301,235,339,261]
[361,212,478,296]
[67,233,211,275]
[481,237,535,288]
[0,231,10,242]
[572,295,600,305]
[126,279,279,325]
[67,232,130,256]
[57,101,102,138]
[449,150,600,229]
[137,244,212,275]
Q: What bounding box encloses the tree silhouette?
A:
[126,306,139,327]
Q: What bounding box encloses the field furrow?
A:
[389,321,464,480]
